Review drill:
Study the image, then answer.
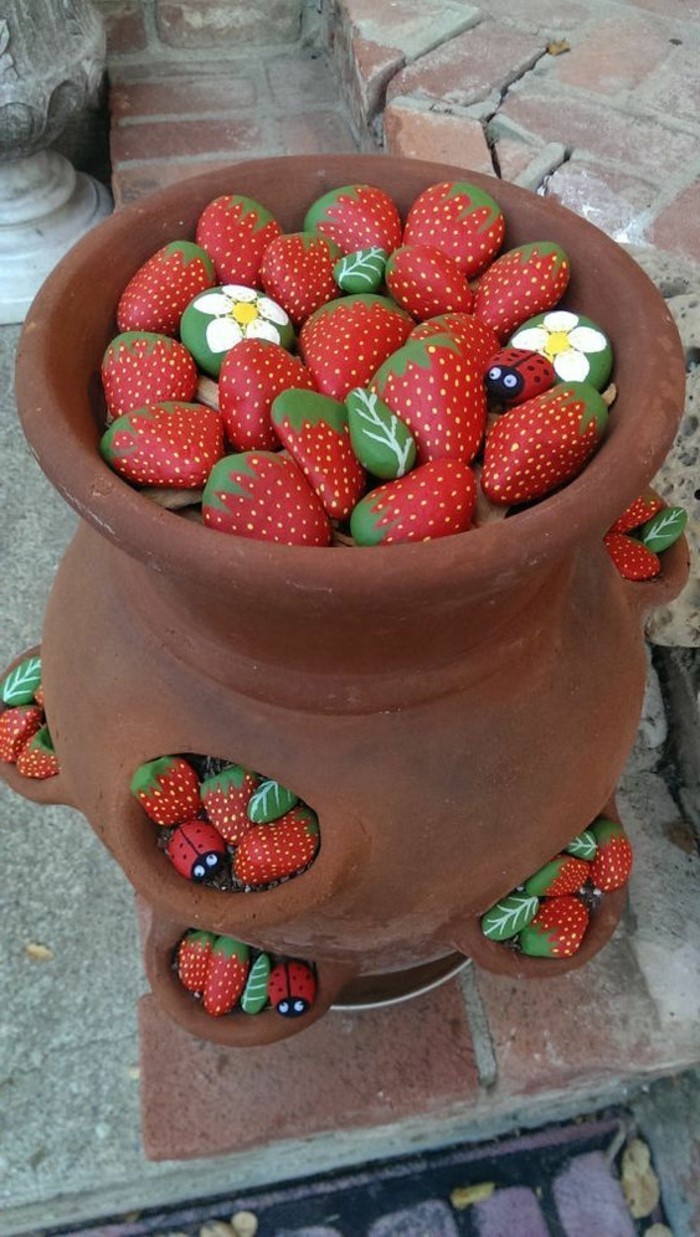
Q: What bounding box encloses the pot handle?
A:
[620,533,690,620]
[0,644,76,809]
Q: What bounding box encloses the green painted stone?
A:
[346,387,416,479]
[272,388,348,435]
[480,893,539,941]
[333,247,387,293]
[565,830,598,860]
[241,953,272,1014]
[179,284,293,378]
[638,505,687,553]
[247,778,299,823]
[509,310,613,391]
[1,655,42,705]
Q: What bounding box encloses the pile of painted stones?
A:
[480,814,633,959]
[175,930,317,1020]
[0,654,59,780]
[131,754,319,890]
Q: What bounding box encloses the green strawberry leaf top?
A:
[1,655,42,706]
[130,755,178,797]
[334,247,387,293]
[308,293,408,325]
[247,778,299,823]
[241,953,272,1014]
[444,180,503,228]
[372,333,462,385]
[28,724,55,756]
[590,815,626,845]
[200,763,255,796]
[638,505,687,552]
[162,240,215,278]
[271,388,348,434]
[480,893,540,941]
[565,830,598,860]
[570,382,608,436]
[201,452,268,510]
[230,194,280,233]
[183,928,215,950]
[304,184,362,232]
[211,936,251,963]
[346,387,416,479]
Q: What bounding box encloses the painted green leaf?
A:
[346,387,416,479]
[638,505,687,552]
[247,778,299,823]
[241,953,271,1014]
[565,830,598,860]
[162,240,215,278]
[334,247,387,293]
[372,333,461,387]
[446,180,503,229]
[1,655,42,705]
[480,893,540,941]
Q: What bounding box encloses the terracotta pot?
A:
[4,155,689,1041]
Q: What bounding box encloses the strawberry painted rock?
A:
[33,684,45,709]
[15,725,60,779]
[565,830,598,861]
[304,183,402,255]
[510,310,613,390]
[247,778,299,824]
[334,246,387,293]
[130,755,201,826]
[411,312,500,376]
[271,389,366,519]
[101,332,198,421]
[610,490,665,535]
[268,960,317,1017]
[1,654,42,707]
[200,763,260,846]
[481,381,608,506]
[202,451,332,546]
[350,458,476,546]
[260,231,343,326]
[524,853,591,897]
[177,929,215,993]
[369,333,487,464]
[590,817,633,891]
[485,348,556,406]
[0,704,44,763]
[195,193,282,286]
[100,401,224,489]
[474,241,570,340]
[403,180,505,277]
[241,952,272,1014]
[166,819,228,882]
[233,806,320,888]
[299,294,413,401]
[603,532,660,581]
[519,896,590,958]
[637,505,687,553]
[203,936,251,1016]
[385,244,473,321]
[180,284,294,379]
[218,339,317,451]
[117,240,215,337]
[346,387,416,480]
[480,892,540,941]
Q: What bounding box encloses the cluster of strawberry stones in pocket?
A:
[131,753,319,892]
[175,931,317,1021]
[0,654,59,780]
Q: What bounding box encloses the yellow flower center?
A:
[543,330,573,359]
[232,301,259,325]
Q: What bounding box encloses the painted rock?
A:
[202,451,332,546]
[180,284,294,379]
[271,389,366,520]
[369,333,487,464]
[247,777,299,824]
[519,896,590,958]
[485,348,556,406]
[177,929,215,993]
[524,853,591,897]
[603,532,660,581]
[200,763,260,846]
[260,231,343,326]
[0,704,44,763]
[100,401,224,489]
[638,505,687,553]
[481,381,608,506]
[403,180,505,278]
[299,294,413,401]
[350,459,476,546]
[589,817,633,891]
[130,755,201,827]
[474,241,570,340]
[1,654,42,706]
[510,310,613,390]
[480,892,540,941]
[334,246,387,293]
[411,312,500,376]
[268,960,317,1017]
[15,725,60,779]
[218,339,317,451]
[101,332,198,421]
[610,490,665,535]
[195,193,282,286]
[202,936,251,1016]
[117,240,215,337]
[565,830,598,861]
[33,684,45,709]
[241,952,272,1014]
[304,183,402,255]
[385,244,473,321]
[166,819,228,882]
[233,805,320,887]
[346,387,416,480]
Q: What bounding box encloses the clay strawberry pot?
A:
[4,154,689,1043]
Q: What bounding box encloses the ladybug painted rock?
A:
[166,819,228,882]
[485,348,556,406]
[268,960,317,1017]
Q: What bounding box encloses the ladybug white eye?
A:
[294,999,306,1013]
[278,1000,290,1014]
[205,852,219,867]
[488,366,502,380]
[504,373,519,388]
[193,863,206,879]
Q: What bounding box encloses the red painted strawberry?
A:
[485,348,556,406]
[474,241,570,340]
[481,381,608,505]
[0,705,44,763]
[100,401,224,489]
[369,333,487,464]
[202,936,251,1016]
[195,194,282,286]
[524,853,591,897]
[202,450,332,546]
[304,183,402,255]
[411,313,500,376]
[603,532,661,581]
[590,817,633,891]
[117,241,215,337]
[176,929,215,993]
[15,725,60,779]
[268,960,317,1017]
[350,459,476,545]
[403,180,505,277]
[233,806,320,888]
[519,895,590,958]
[166,819,228,882]
[101,332,198,421]
[610,489,665,535]
[218,339,317,451]
[271,389,366,519]
[34,685,45,709]
[260,232,343,327]
[200,763,260,846]
[130,755,201,826]
[299,295,413,401]
[385,244,473,321]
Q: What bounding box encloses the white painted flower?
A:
[193,284,291,354]
[512,310,608,382]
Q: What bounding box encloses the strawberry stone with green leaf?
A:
[590,817,633,892]
[271,389,366,520]
[403,180,505,278]
[350,458,476,546]
[410,312,500,377]
[234,805,320,888]
[203,936,251,1016]
[177,930,215,993]
[0,704,44,763]
[385,244,473,322]
[218,339,317,452]
[195,193,282,287]
[101,331,198,421]
[200,763,260,846]
[519,895,590,958]
[474,241,570,341]
[299,294,414,401]
[117,240,215,337]
[260,231,343,327]
[202,450,331,546]
[524,853,591,898]
[130,755,201,827]
[100,401,224,489]
[603,532,660,581]
[15,725,60,779]
[304,183,402,256]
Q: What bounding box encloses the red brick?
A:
[495,134,544,182]
[154,0,301,48]
[450,0,608,29]
[387,22,546,106]
[384,97,494,174]
[110,75,257,122]
[276,110,359,155]
[138,980,478,1160]
[110,116,268,165]
[112,159,237,210]
[649,182,700,262]
[545,162,658,242]
[545,13,678,94]
[99,0,147,56]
